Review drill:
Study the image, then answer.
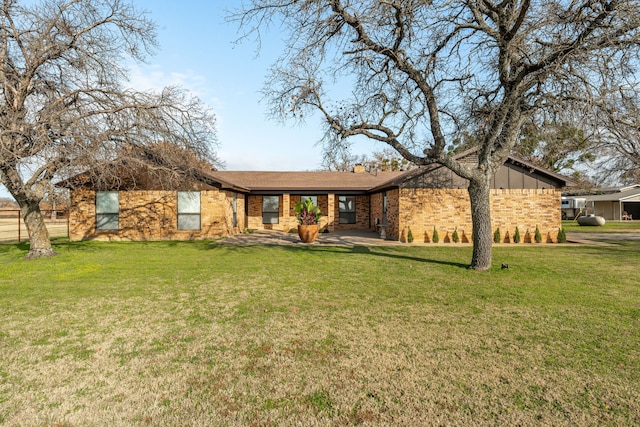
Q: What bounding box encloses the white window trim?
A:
[96,191,119,231]
[177,191,201,230]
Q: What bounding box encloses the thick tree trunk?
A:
[21,198,56,259]
[468,176,493,271]
[1,166,56,259]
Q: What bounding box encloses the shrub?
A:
[452,227,460,243]
[535,225,542,243]
[294,197,322,225]
[494,228,501,243]
[432,227,439,243]
[514,226,521,243]
[557,227,567,243]
[407,227,414,243]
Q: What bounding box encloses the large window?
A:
[96,191,119,230]
[262,196,279,224]
[339,196,356,224]
[178,191,201,230]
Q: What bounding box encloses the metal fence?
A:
[0,210,69,243]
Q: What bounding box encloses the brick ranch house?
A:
[59,151,571,243]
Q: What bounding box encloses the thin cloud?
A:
[127,63,223,112]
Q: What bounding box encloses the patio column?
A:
[327,193,335,231]
[283,193,290,229]
[620,201,623,221]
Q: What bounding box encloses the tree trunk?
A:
[468,176,493,271]
[2,165,56,259]
[21,198,56,259]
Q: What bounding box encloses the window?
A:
[382,192,388,224]
[262,196,279,224]
[96,191,119,230]
[178,191,201,230]
[339,196,356,224]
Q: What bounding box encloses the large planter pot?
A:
[298,224,319,243]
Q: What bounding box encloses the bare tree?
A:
[232,0,640,270]
[321,147,416,172]
[594,85,640,184]
[0,0,219,259]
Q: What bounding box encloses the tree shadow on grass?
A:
[0,241,30,255]
[345,245,470,269]
[0,238,79,258]
[208,242,471,269]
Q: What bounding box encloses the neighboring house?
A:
[582,185,640,221]
[59,150,571,243]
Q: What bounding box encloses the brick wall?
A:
[386,189,401,240]
[246,195,266,230]
[332,195,369,230]
[369,190,400,239]
[69,188,242,241]
[70,187,561,242]
[247,195,298,232]
[370,193,383,228]
[397,188,561,243]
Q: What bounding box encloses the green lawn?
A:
[1,239,639,426]
[563,219,640,233]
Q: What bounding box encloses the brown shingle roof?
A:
[207,170,406,192]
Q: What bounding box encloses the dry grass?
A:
[0,217,68,242]
[0,240,639,426]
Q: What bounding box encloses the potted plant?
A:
[294,197,322,243]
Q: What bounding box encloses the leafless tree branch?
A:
[231,0,640,269]
[0,0,220,258]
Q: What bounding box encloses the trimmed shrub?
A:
[407,227,414,243]
[494,228,501,244]
[514,226,521,243]
[557,227,567,243]
[535,225,542,243]
[432,227,439,243]
[452,227,460,243]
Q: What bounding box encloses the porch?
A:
[213,228,405,246]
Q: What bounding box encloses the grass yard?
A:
[562,219,640,233]
[0,239,639,426]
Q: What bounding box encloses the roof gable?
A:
[370,150,572,191]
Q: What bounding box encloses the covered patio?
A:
[585,187,640,221]
[212,229,406,246]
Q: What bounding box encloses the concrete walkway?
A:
[212,229,406,246]
[212,229,636,247]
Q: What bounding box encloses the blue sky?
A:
[128,0,330,171]
[0,0,376,200]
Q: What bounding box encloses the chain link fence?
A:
[0,210,69,243]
